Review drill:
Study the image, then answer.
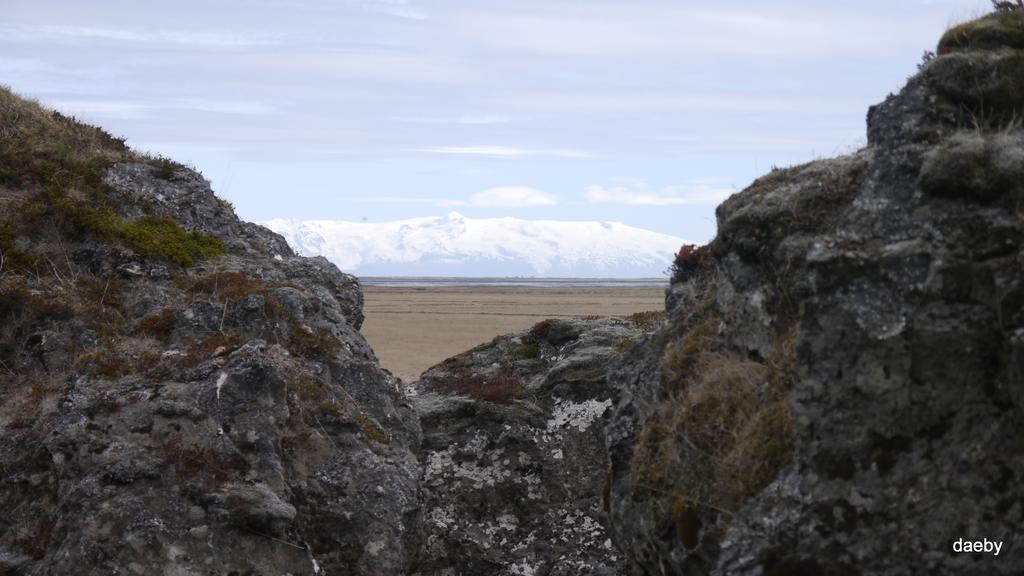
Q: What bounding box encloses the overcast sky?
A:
[3,0,990,241]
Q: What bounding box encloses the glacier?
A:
[262,212,689,277]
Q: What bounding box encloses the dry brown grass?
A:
[176,333,245,368]
[0,372,64,429]
[660,315,719,389]
[178,271,273,302]
[287,324,340,361]
[632,317,798,521]
[626,310,665,331]
[154,432,249,482]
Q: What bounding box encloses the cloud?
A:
[2,25,281,47]
[47,98,276,121]
[585,180,734,206]
[348,195,436,204]
[392,115,511,125]
[416,146,592,159]
[440,186,558,208]
[456,5,910,60]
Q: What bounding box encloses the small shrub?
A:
[150,156,179,180]
[140,308,176,339]
[529,319,555,339]
[217,197,235,212]
[670,244,710,283]
[993,0,1024,12]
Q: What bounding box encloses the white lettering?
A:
[953,537,1004,556]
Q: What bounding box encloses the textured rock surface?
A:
[410,317,657,575]
[605,12,1024,576]
[0,155,419,574]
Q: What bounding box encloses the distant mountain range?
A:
[262,212,688,277]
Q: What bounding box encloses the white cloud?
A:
[173,99,275,115]
[416,146,592,159]
[46,98,275,120]
[440,186,558,208]
[585,180,734,206]
[456,5,911,60]
[356,0,428,20]
[349,195,436,204]
[2,25,282,47]
[392,115,511,125]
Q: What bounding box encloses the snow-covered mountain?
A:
[262,212,688,277]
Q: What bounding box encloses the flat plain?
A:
[360,285,666,382]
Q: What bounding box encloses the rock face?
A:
[410,317,657,575]
[604,10,1024,576]
[0,101,420,575]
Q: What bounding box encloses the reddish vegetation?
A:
[670,244,709,282]
[429,373,525,404]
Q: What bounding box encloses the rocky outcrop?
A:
[0,99,420,574]
[605,9,1024,576]
[410,316,659,575]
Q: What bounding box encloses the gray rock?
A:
[410,317,656,575]
[604,16,1024,576]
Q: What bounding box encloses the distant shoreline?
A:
[359,276,670,288]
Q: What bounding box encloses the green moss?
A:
[512,341,540,359]
[355,412,391,444]
[119,216,225,267]
[613,337,636,353]
[938,10,1024,54]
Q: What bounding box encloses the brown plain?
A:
[361,285,666,382]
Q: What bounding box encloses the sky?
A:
[2,0,991,242]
